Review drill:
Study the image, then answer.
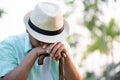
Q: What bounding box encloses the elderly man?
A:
[0,2,82,80]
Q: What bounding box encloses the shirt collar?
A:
[24,33,32,54]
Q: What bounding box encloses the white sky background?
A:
[0,0,67,41]
[0,0,120,77]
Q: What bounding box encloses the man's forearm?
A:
[64,53,82,80]
[0,49,37,80]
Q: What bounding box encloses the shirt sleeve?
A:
[0,38,17,77]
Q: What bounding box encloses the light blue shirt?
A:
[0,33,72,80]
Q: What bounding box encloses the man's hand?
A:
[32,46,47,57]
[46,42,67,61]
[31,42,67,61]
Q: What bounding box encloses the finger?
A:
[46,43,57,54]
[51,42,61,57]
[61,53,66,58]
[55,44,64,57]
[55,54,61,61]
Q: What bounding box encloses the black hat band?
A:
[28,19,64,36]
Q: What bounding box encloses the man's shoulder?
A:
[0,33,28,45]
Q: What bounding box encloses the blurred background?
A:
[0,0,120,80]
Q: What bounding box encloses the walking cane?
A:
[38,53,65,80]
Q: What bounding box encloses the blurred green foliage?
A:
[67,33,80,47]
[63,0,120,80]
[82,0,120,79]
[84,72,98,80]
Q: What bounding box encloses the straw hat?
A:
[24,2,69,43]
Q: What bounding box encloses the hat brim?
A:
[24,11,70,43]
